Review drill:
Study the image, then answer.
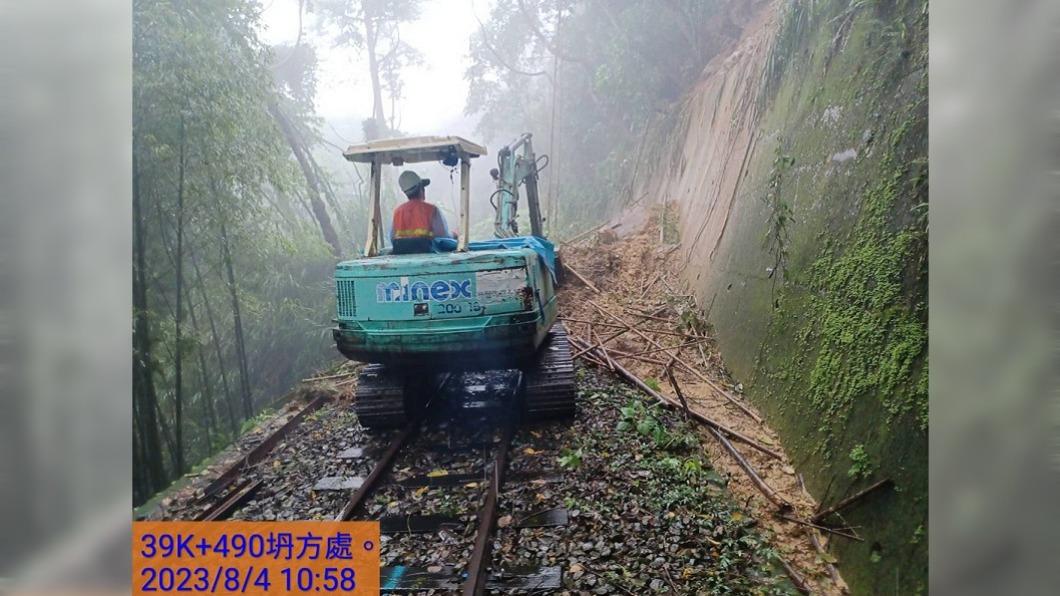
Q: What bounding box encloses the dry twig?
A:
[590,300,763,424]
[811,479,893,524]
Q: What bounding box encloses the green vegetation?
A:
[572,375,795,594]
[709,0,929,591]
[762,148,796,300]
[465,0,739,237]
[556,447,584,470]
[239,408,277,436]
[847,444,875,481]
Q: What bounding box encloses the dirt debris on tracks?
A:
[560,212,849,594]
[496,368,797,594]
[147,213,847,593]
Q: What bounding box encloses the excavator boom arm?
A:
[492,133,547,238]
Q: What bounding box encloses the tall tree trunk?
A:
[362,5,386,139]
[218,215,253,420]
[154,197,220,453]
[191,246,237,436]
[132,147,168,496]
[184,284,216,451]
[173,117,186,476]
[269,103,343,257]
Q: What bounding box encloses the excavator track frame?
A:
[353,324,576,429]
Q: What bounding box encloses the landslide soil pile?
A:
[558,213,848,594]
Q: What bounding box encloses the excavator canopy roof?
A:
[343,135,487,165]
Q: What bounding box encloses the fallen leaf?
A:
[498,515,513,528]
[464,482,479,489]
[570,563,584,574]
[523,447,539,455]
[414,486,428,498]
[426,469,448,478]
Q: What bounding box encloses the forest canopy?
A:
[132,0,745,505]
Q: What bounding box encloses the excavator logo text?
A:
[375,277,473,303]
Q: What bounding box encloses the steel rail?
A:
[196,480,262,522]
[460,410,517,596]
[336,418,422,521]
[202,392,328,499]
[336,373,451,521]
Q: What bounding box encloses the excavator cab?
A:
[331,134,575,428]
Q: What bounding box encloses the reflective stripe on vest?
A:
[392,200,438,239]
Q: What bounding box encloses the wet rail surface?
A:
[212,370,570,593]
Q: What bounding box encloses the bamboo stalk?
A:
[571,326,628,359]
[777,556,811,595]
[302,369,356,383]
[637,272,662,300]
[576,351,608,367]
[623,308,675,324]
[561,261,602,293]
[559,222,611,245]
[811,479,892,524]
[665,361,691,420]
[777,514,863,541]
[603,347,670,366]
[558,317,699,338]
[570,337,782,460]
[592,326,615,372]
[590,300,763,424]
[623,337,712,358]
[708,425,789,508]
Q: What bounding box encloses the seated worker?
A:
[390,170,457,254]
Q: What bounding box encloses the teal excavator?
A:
[331,133,575,428]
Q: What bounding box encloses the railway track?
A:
[337,370,567,593]
[183,329,578,592]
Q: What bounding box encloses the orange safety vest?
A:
[392,199,439,239]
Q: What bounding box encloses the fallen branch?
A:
[623,307,676,324]
[590,300,763,424]
[570,337,782,460]
[811,479,893,524]
[622,337,712,358]
[577,350,608,368]
[562,261,602,293]
[795,473,849,593]
[571,326,628,359]
[637,272,662,300]
[591,326,615,372]
[558,317,699,339]
[777,555,811,594]
[604,347,670,366]
[777,514,863,542]
[559,221,617,246]
[665,360,691,420]
[302,368,356,383]
[707,425,789,508]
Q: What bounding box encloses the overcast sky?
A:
[259,0,490,137]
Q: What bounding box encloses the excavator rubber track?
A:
[522,323,577,420]
[353,364,409,429]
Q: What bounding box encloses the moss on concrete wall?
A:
[675,0,928,592]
